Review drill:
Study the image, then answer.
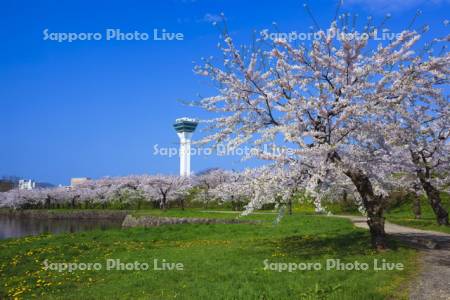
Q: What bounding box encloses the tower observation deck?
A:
[173,118,198,177]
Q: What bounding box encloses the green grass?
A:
[0,212,419,299]
[386,193,450,234]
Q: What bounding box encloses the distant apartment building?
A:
[70,177,91,187]
[18,179,36,190]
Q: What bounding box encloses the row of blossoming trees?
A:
[0,175,190,211]
[190,15,450,249]
[0,169,297,210]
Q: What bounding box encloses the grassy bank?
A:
[386,193,450,234]
[0,212,418,299]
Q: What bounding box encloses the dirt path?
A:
[335,215,450,300]
[199,210,277,215]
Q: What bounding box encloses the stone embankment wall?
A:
[122,215,259,228]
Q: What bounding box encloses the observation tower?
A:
[173,118,198,177]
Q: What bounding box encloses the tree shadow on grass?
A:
[265,232,402,259]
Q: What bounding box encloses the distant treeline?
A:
[0,180,15,192]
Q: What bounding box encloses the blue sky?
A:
[0,0,448,185]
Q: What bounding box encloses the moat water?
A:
[0,215,123,239]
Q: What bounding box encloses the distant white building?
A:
[71,177,91,187]
[18,179,36,190]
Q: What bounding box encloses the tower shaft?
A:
[177,132,193,177]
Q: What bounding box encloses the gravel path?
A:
[335,215,450,300]
[199,210,277,215]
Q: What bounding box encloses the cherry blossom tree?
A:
[387,74,449,225]
[141,175,191,211]
[193,17,448,248]
[194,168,233,208]
[237,163,310,215]
[209,171,253,210]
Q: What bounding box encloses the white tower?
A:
[174,118,198,177]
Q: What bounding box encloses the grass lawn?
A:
[386,193,450,234]
[0,212,418,299]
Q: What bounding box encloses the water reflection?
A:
[0,215,123,239]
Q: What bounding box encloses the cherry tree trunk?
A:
[419,179,449,225]
[71,195,80,209]
[411,152,449,225]
[203,191,209,209]
[45,196,51,209]
[179,199,185,211]
[329,152,387,249]
[160,195,168,211]
[344,169,387,250]
[412,194,422,219]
